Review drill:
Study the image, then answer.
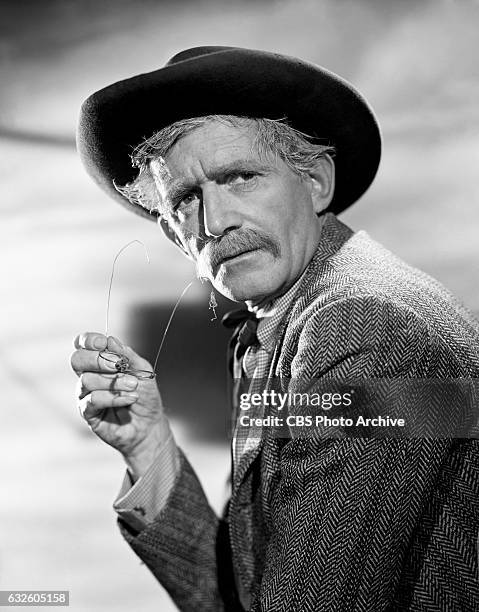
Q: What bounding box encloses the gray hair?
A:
[114,115,335,216]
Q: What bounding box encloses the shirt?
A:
[232,272,306,469]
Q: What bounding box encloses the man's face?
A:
[153,120,333,304]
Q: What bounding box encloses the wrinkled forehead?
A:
[149,118,274,188]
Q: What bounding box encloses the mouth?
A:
[216,248,260,268]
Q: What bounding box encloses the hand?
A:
[71,332,171,477]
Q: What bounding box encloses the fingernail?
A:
[94,337,105,349]
[123,375,138,390]
[114,393,138,406]
[120,392,138,400]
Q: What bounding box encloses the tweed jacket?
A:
[118,213,479,611]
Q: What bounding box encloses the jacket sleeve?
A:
[118,448,243,612]
[252,296,479,611]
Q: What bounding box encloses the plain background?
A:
[1,1,478,610]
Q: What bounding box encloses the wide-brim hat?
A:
[77,46,381,221]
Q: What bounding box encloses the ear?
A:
[307,154,335,214]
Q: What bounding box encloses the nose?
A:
[201,183,242,238]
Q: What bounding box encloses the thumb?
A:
[107,336,154,372]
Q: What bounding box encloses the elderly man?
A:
[72,47,479,611]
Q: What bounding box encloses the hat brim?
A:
[77,47,381,222]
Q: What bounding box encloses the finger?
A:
[107,336,124,353]
[74,332,108,351]
[78,389,139,420]
[70,347,125,376]
[77,372,139,399]
[107,336,154,372]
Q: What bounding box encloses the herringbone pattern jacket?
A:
[119,213,479,611]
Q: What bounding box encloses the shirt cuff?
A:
[113,433,180,532]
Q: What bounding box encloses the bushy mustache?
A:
[193,228,281,276]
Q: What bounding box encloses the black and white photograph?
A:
[2,1,479,610]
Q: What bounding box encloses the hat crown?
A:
[166,46,234,66]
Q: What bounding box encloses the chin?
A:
[214,268,283,304]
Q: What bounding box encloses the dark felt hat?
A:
[77,46,381,221]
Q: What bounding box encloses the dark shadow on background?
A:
[129,293,241,442]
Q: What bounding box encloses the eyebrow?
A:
[164,158,273,204]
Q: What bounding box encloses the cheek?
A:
[264,184,310,236]
[162,218,197,257]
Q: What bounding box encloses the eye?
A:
[226,171,259,186]
[180,192,199,206]
[174,191,201,215]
